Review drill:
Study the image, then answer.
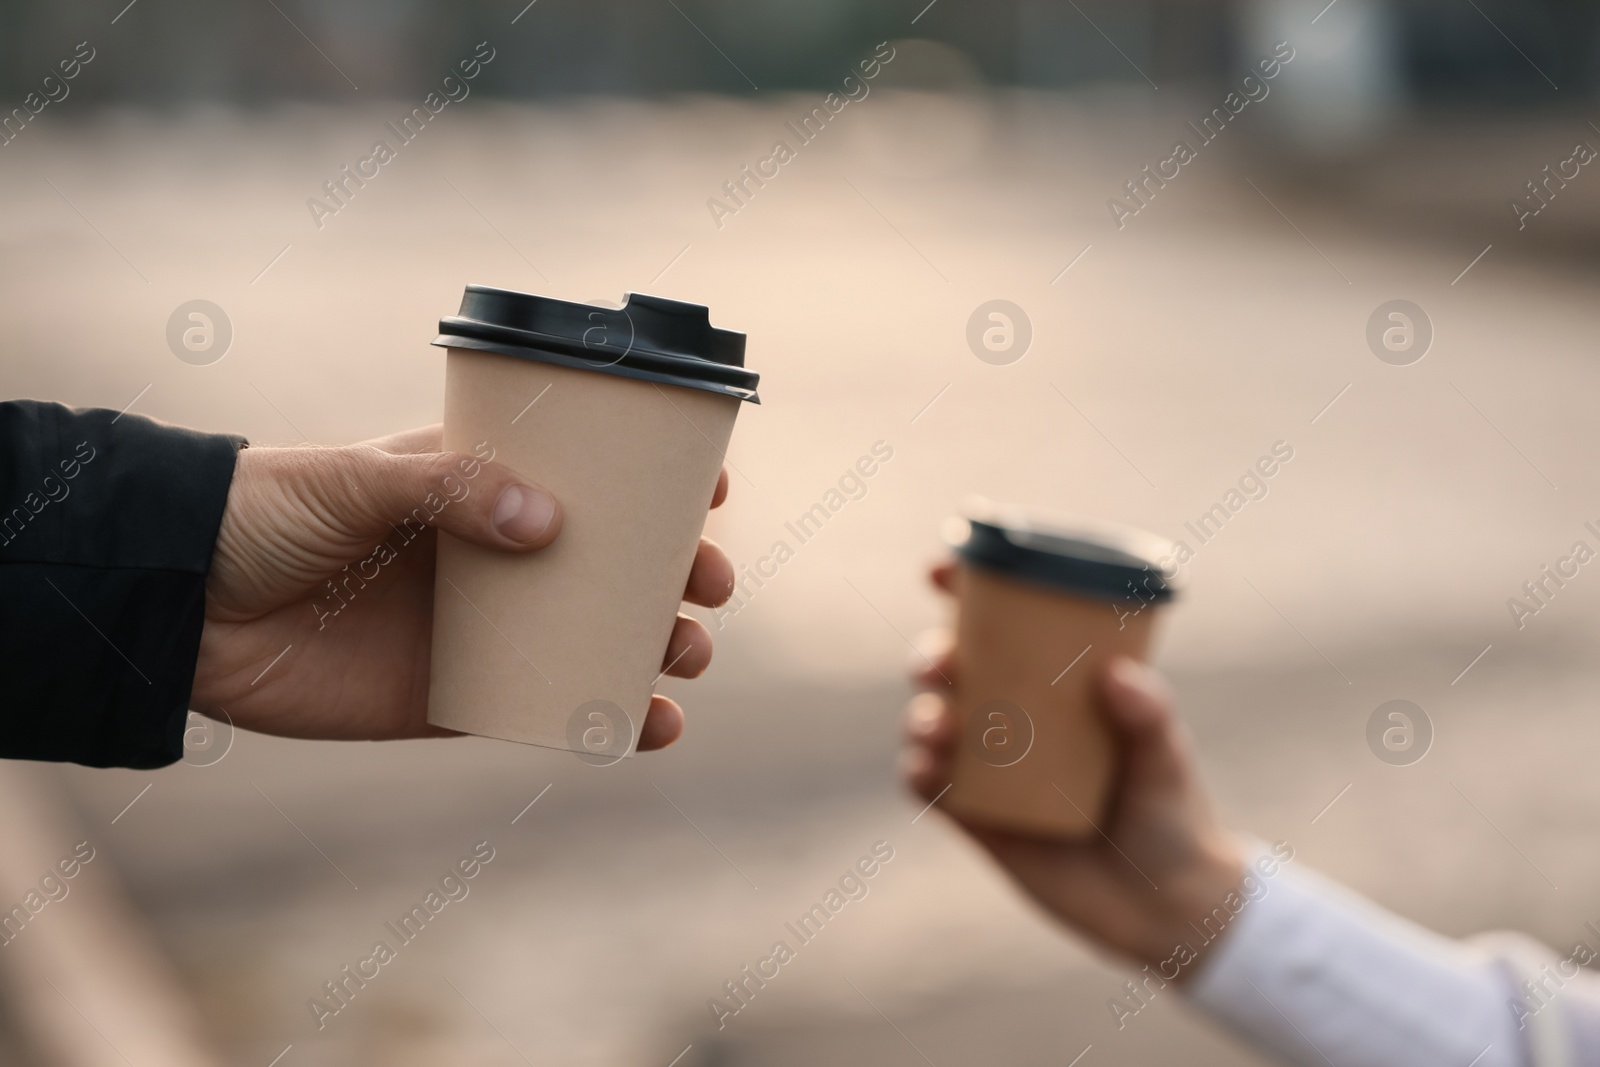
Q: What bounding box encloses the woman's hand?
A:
[191,424,733,749]
[901,563,1246,977]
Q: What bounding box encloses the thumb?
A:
[315,444,562,552]
[1097,657,1193,794]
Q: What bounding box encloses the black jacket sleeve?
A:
[0,400,244,768]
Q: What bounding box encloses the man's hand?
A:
[901,562,1245,977]
[191,424,734,749]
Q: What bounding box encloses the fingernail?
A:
[493,485,556,543]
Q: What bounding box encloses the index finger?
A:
[914,645,957,690]
[711,467,729,509]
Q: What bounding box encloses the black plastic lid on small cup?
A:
[946,504,1178,604]
[433,285,760,403]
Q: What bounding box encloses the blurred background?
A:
[4,0,1600,1062]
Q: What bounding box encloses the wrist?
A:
[1129,833,1248,982]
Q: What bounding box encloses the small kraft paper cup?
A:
[940,502,1179,838]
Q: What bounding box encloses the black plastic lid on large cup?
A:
[433,285,760,403]
[946,502,1179,604]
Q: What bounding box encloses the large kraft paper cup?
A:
[426,286,760,757]
[942,505,1177,838]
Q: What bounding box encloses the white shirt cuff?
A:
[1185,857,1527,1067]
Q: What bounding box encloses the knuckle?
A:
[419,451,462,489]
